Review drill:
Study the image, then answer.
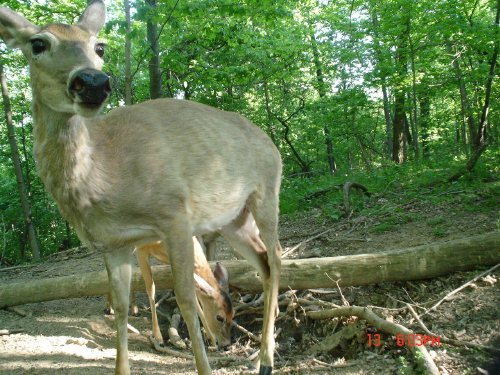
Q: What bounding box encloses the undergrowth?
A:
[279,155,499,231]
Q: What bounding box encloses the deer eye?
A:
[31,38,47,55]
[216,315,224,323]
[95,43,105,58]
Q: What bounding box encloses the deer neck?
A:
[32,99,108,221]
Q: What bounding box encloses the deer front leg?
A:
[163,219,211,375]
[221,204,281,375]
[103,247,134,375]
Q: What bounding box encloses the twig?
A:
[168,313,187,349]
[247,327,283,362]
[0,263,40,272]
[309,357,358,368]
[307,288,337,295]
[282,223,359,258]
[421,263,500,317]
[232,321,261,343]
[148,335,193,359]
[407,303,500,354]
[6,306,29,317]
[296,298,340,310]
[127,323,140,334]
[407,304,432,333]
[0,328,24,335]
[46,246,87,259]
[155,292,172,308]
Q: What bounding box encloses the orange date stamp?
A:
[367,333,441,347]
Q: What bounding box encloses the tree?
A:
[391,4,410,164]
[145,0,162,99]
[124,0,133,105]
[0,60,40,261]
[448,0,499,181]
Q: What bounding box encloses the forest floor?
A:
[0,178,499,374]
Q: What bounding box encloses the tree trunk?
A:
[474,0,499,150]
[419,95,431,159]
[124,0,133,105]
[263,81,278,145]
[448,0,499,181]
[408,17,419,160]
[382,84,392,157]
[0,60,40,261]
[311,32,337,174]
[392,12,409,164]
[1,232,498,308]
[369,9,392,158]
[392,91,406,163]
[146,0,162,99]
[447,41,476,152]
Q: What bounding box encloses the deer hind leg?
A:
[103,247,134,375]
[252,194,282,375]
[136,247,164,344]
[220,198,282,375]
[162,217,211,375]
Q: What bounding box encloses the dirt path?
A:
[1,191,498,374]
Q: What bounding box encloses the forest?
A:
[0,1,499,374]
[0,0,498,265]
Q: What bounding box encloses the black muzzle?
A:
[69,68,111,106]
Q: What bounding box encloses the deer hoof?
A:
[259,365,272,375]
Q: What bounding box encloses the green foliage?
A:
[0,0,498,264]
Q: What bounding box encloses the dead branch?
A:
[307,319,365,356]
[343,181,371,214]
[309,357,358,368]
[148,335,193,359]
[5,306,29,317]
[0,328,24,335]
[0,232,498,309]
[421,263,500,317]
[281,223,358,258]
[303,184,342,201]
[407,303,500,354]
[306,306,440,375]
[232,320,261,343]
[126,323,139,335]
[168,313,186,350]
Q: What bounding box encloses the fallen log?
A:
[0,232,498,309]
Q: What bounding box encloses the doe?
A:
[0,1,282,374]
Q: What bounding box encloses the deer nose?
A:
[69,68,111,105]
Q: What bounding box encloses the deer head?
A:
[0,0,110,117]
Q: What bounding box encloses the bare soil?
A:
[1,184,499,374]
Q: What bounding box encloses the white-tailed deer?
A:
[135,239,233,349]
[0,1,282,374]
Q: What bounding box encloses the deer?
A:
[132,238,233,349]
[0,1,282,374]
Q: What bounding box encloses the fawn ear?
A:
[213,262,230,292]
[77,0,105,35]
[0,7,39,49]
[194,273,216,297]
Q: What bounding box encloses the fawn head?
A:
[195,262,234,349]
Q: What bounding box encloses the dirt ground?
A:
[0,186,499,375]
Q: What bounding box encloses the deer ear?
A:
[78,0,105,35]
[0,7,39,49]
[194,273,216,297]
[213,262,230,292]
